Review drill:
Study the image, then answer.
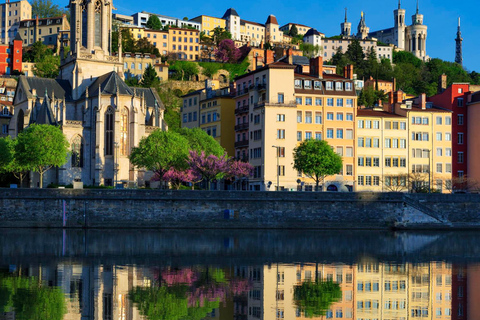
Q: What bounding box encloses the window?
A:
[458,152,464,164]
[105,108,114,156]
[315,132,322,140]
[296,97,302,105]
[437,148,443,156]
[277,129,285,139]
[305,132,312,140]
[437,163,443,173]
[315,112,322,124]
[326,81,333,90]
[445,133,451,141]
[305,98,312,105]
[336,146,343,156]
[278,165,285,176]
[336,98,343,107]
[71,136,83,167]
[446,148,452,156]
[120,108,128,155]
[294,79,302,88]
[346,129,353,139]
[346,99,353,107]
[346,147,353,157]
[276,114,285,122]
[297,111,302,123]
[458,132,464,144]
[346,113,353,121]
[358,120,364,128]
[327,113,334,120]
[327,98,334,106]
[400,122,406,130]
[335,82,343,90]
[436,116,442,125]
[436,132,442,141]
[315,98,322,106]
[358,157,364,167]
[278,93,284,103]
[374,158,380,167]
[297,131,302,141]
[458,98,464,107]
[358,137,364,147]
[336,129,343,139]
[385,139,391,148]
[314,81,322,90]
[458,114,464,125]
[327,129,334,139]
[345,82,352,91]
[358,176,364,185]
[336,113,343,121]
[305,112,312,123]
[446,116,451,125]
[373,138,379,148]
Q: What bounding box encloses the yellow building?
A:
[18,14,70,46]
[190,15,226,36]
[240,20,265,47]
[0,0,31,45]
[356,108,408,192]
[144,29,169,55]
[167,27,200,61]
[124,25,145,40]
[394,94,453,192]
[122,53,168,81]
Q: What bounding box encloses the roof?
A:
[280,23,311,29]
[83,72,134,98]
[182,89,203,98]
[14,33,22,41]
[29,90,58,125]
[357,109,405,118]
[135,87,165,110]
[265,15,278,25]
[278,55,310,66]
[223,8,239,18]
[304,28,321,37]
[241,19,264,27]
[235,61,295,81]
[20,76,72,100]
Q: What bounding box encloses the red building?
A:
[0,34,23,75]
[428,76,470,182]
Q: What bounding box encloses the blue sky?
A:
[98,0,478,72]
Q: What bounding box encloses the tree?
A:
[226,159,253,190]
[345,39,365,78]
[161,168,200,190]
[141,64,159,88]
[211,27,232,46]
[169,61,199,81]
[31,0,67,18]
[290,25,298,37]
[135,38,160,56]
[293,140,343,191]
[15,124,69,188]
[33,54,60,78]
[187,150,229,189]
[358,86,387,107]
[146,15,162,30]
[300,43,321,59]
[214,39,241,64]
[0,137,29,187]
[294,281,342,318]
[129,130,190,186]
[177,127,225,156]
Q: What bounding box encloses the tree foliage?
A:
[187,150,229,186]
[300,43,321,59]
[146,15,162,30]
[290,25,298,37]
[0,137,29,186]
[294,281,342,318]
[177,127,225,156]
[169,61,199,81]
[358,86,388,107]
[214,39,241,64]
[141,64,159,88]
[15,124,69,188]
[31,0,68,18]
[34,54,60,78]
[293,140,343,190]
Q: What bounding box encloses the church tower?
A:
[341,8,351,37]
[393,0,406,49]
[356,12,369,40]
[455,17,463,66]
[406,0,428,61]
[59,0,124,100]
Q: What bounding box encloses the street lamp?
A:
[272,145,280,191]
[114,142,119,188]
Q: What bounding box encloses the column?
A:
[87,0,94,51]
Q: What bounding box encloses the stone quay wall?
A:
[0,189,479,229]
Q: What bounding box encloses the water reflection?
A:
[1,229,480,319]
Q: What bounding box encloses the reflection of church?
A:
[10,0,167,187]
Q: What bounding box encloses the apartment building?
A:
[143,29,169,55]
[234,57,357,191]
[189,15,225,36]
[364,76,394,94]
[132,11,201,30]
[0,0,31,45]
[18,14,70,46]
[168,27,200,61]
[0,34,22,75]
[279,23,316,36]
[122,53,168,81]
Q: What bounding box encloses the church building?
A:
[10,0,167,187]
[368,1,428,61]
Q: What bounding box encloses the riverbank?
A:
[0,189,479,229]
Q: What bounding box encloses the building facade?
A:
[18,14,70,47]
[0,0,31,45]
[132,11,201,30]
[9,0,166,188]
[0,34,22,75]
[189,15,225,36]
[122,53,168,81]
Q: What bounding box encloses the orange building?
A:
[0,35,22,75]
[364,76,394,94]
[167,27,200,61]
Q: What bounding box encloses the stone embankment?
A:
[0,189,479,229]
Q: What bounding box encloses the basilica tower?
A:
[455,17,463,66]
[341,8,351,37]
[356,12,369,40]
[406,0,428,61]
[393,0,406,49]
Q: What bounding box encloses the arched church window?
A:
[105,107,114,156]
[71,136,84,167]
[94,0,102,47]
[81,0,88,47]
[120,108,128,156]
[16,109,24,133]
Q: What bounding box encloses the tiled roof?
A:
[85,72,134,98]
[21,76,72,100]
[265,15,278,25]
[223,8,239,18]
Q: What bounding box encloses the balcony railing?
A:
[235,105,249,114]
[235,122,249,131]
[236,88,249,97]
[253,100,297,109]
[235,140,249,148]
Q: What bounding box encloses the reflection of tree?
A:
[294,281,342,318]
[129,267,249,320]
[0,275,66,320]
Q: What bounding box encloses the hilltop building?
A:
[9,0,166,188]
[0,0,31,45]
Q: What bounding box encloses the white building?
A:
[132,11,201,31]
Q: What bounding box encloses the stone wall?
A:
[0,190,479,229]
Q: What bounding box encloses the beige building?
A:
[122,53,168,81]
[18,14,70,47]
[167,27,200,61]
[0,0,31,45]
[279,23,317,36]
[323,37,393,62]
[190,15,226,36]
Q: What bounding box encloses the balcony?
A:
[235,140,249,148]
[253,100,297,109]
[235,122,249,131]
[236,88,249,97]
[235,105,249,114]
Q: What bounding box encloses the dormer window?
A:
[304,80,312,89]
[314,81,321,90]
[345,82,353,91]
[294,79,302,89]
[326,81,333,90]
[335,82,343,91]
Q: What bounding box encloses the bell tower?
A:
[394,0,406,49]
[341,8,351,37]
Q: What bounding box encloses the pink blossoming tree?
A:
[187,150,230,190]
[214,39,242,63]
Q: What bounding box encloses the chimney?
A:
[420,93,427,110]
[393,77,397,91]
[264,49,274,65]
[309,56,323,77]
[344,65,354,80]
[287,47,293,65]
[388,91,394,106]
[394,90,403,104]
[439,73,447,93]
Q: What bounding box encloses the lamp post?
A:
[272,145,280,191]
[114,142,119,188]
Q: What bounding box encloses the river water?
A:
[0,229,479,319]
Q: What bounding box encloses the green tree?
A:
[300,43,321,59]
[34,54,60,78]
[23,41,51,63]
[129,286,189,320]
[358,86,388,107]
[293,140,343,191]
[135,37,160,56]
[290,25,298,37]
[345,39,365,78]
[294,281,342,318]
[155,86,182,131]
[177,127,225,156]
[0,137,29,187]
[15,124,69,188]
[169,61,199,81]
[146,15,162,30]
[211,27,232,46]
[129,130,189,184]
[141,64,159,87]
[31,0,67,18]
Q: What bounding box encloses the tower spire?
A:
[398,0,401,9]
[455,16,463,66]
[416,0,419,14]
[345,7,348,22]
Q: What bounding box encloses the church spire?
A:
[416,0,419,14]
[345,7,348,22]
[398,0,401,9]
[455,17,463,66]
